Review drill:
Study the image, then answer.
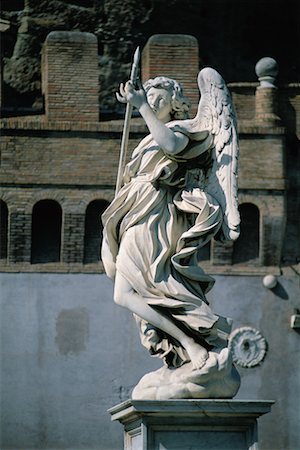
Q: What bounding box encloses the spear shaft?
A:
[115,47,140,196]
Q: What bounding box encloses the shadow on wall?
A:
[84,200,108,264]
[270,282,289,300]
[0,200,8,259]
[233,203,259,264]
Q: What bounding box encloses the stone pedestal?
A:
[109,399,273,450]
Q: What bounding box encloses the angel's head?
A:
[143,76,190,122]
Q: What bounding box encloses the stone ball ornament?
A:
[255,57,279,78]
[255,57,279,88]
[263,274,277,289]
[229,326,267,368]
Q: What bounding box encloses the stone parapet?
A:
[0,117,147,133]
[109,399,274,450]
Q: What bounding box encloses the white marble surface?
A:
[255,57,279,88]
[102,68,240,400]
[109,399,274,450]
[132,348,241,400]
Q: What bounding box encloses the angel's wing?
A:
[196,67,240,242]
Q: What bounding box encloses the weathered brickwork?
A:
[238,130,286,190]
[0,186,115,271]
[0,32,299,273]
[230,83,300,139]
[211,240,234,266]
[229,84,256,122]
[0,200,8,259]
[42,32,99,122]
[62,213,85,264]
[0,126,145,186]
[279,85,300,139]
[8,212,31,263]
[255,88,281,126]
[238,192,286,267]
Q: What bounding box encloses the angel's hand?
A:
[116,80,147,110]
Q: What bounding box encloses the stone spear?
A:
[115,47,140,195]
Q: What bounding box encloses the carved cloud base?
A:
[108,399,274,450]
[132,348,241,400]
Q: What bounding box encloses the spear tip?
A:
[133,46,140,65]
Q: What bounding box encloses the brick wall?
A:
[229,83,300,139]
[0,122,145,186]
[42,31,99,122]
[0,120,290,271]
[238,130,286,190]
[1,125,285,190]
[62,213,85,264]
[0,186,114,270]
[0,32,299,273]
[8,212,31,263]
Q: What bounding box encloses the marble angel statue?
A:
[101,67,241,399]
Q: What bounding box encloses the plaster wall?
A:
[1,272,299,450]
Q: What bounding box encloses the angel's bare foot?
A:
[183,338,209,370]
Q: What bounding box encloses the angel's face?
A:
[146,87,173,122]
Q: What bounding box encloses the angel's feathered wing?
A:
[193,67,240,242]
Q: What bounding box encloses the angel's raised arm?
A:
[117,80,189,155]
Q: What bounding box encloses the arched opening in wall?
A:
[0,200,8,259]
[233,203,260,264]
[84,200,109,264]
[31,200,62,264]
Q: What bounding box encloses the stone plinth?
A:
[109,399,273,450]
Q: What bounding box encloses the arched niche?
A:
[83,200,109,264]
[233,203,260,264]
[31,200,62,263]
[0,200,9,259]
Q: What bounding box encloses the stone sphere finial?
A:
[255,57,279,88]
[263,274,278,289]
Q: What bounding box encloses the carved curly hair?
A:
[143,76,191,120]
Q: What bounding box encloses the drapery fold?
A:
[102,124,230,367]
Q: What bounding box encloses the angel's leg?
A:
[114,270,208,370]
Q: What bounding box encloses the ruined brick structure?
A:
[1,31,299,274]
[1,30,300,450]
[0,32,300,272]
[42,32,99,122]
